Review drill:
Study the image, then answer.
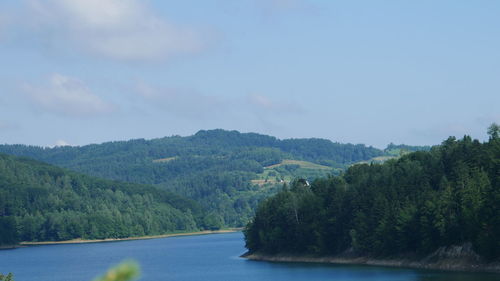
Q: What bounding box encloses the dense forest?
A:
[0,153,204,246]
[245,126,500,260]
[0,129,411,227]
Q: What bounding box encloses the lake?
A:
[0,232,497,281]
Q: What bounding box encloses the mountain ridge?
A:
[0,129,431,228]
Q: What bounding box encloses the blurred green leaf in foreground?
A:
[93,260,140,281]
[0,273,14,281]
[1,260,140,281]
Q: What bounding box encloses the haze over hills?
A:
[0,129,430,228]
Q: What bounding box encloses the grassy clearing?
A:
[370,156,395,162]
[152,157,177,163]
[265,159,332,170]
[356,155,396,165]
[251,159,334,187]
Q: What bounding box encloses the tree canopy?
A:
[0,129,401,227]
[245,131,500,260]
[0,153,202,246]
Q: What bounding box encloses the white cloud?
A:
[54,139,71,147]
[27,0,204,61]
[134,82,305,121]
[23,74,115,117]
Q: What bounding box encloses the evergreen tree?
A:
[245,128,500,260]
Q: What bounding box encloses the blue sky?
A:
[0,0,498,148]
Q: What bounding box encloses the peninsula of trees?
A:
[245,127,499,261]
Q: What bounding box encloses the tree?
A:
[244,126,500,260]
[487,123,499,139]
[0,217,19,246]
[202,213,224,230]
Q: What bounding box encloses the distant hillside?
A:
[356,143,432,164]
[0,129,390,227]
[252,160,337,187]
[0,153,202,246]
[385,143,431,155]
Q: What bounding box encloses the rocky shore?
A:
[243,243,500,273]
[0,244,20,250]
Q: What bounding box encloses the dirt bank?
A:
[19,228,241,246]
[243,243,500,273]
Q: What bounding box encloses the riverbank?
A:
[0,244,20,250]
[19,228,241,246]
[243,244,500,274]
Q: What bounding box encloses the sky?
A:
[0,0,499,148]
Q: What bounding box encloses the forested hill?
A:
[0,129,385,169]
[244,130,500,260]
[0,130,387,227]
[0,129,428,228]
[0,153,203,246]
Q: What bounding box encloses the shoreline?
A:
[0,244,20,250]
[19,228,241,246]
[243,252,500,274]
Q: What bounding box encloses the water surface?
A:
[0,232,497,281]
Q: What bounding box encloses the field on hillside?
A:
[265,159,332,170]
[251,159,339,187]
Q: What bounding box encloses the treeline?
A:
[0,153,203,246]
[385,143,432,154]
[0,130,385,179]
[0,129,389,227]
[245,128,499,260]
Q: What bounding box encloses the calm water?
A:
[0,232,497,281]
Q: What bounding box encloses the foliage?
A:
[1,260,140,281]
[0,153,200,245]
[0,273,14,281]
[488,123,499,139]
[245,131,500,260]
[0,129,385,227]
[385,143,431,155]
[93,261,140,281]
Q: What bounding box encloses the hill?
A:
[244,130,500,263]
[0,153,203,246]
[0,129,426,227]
